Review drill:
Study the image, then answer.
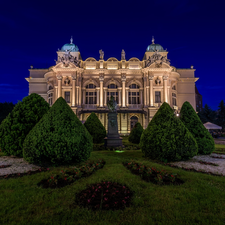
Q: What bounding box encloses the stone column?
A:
[72,73,76,106]
[146,87,149,106]
[57,74,62,98]
[78,74,82,106]
[96,88,100,106]
[118,88,122,106]
[82,89,86,105]
[163,75,168,103]
[126,88,129,107]
[140,89,143,105]
[121,74,126,107]
[99,74,104,107]
[76,87,79,105]
[104,88,107,106]
[143,76,147,106]
[149,76,154,106]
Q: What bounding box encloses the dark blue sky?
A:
[0,0,224,110]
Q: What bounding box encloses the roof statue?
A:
[99,49,104,60]
[70,36,73,44]
[152,36,155,44]
[121,49,125,60]
[146,51,170,67]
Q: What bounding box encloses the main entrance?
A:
[130,116,138,130]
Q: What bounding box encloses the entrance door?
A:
[130,116,138,130]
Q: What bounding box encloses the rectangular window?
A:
[155,91,161,103]
[65,92,70,103]
[172,98,177,106]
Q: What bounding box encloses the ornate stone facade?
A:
[25,38,199,134]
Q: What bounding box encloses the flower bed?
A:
[122,160,185,186]
[74,180,134,211]
[211,155,225,159]
[197,161,219,166]
[37,159,106,189]
[0,167,50,179]
[0,165,11,169]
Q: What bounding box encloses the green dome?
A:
[60,37,79,52]
[146,37,166,52]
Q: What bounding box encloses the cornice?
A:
[52,67,83,73]
[179,78,199,82]
[25,78,47,83]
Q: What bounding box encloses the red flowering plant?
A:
[154,174,163,184]
[48,174,58,186]
[169,174,177,183]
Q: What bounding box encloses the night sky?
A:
[0,0,224,110]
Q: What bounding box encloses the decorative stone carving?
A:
[72,73,77,80]
[99,74,104,81]
[121,74,126,81]
[57,73,62,80]
[155,77,161,85]
[146,51,170,68]
[99,49,104,60]
[163,76,168,80]
[149,76,154,80]
[121,49,125,60]
[55,50,81,67]
[64,76,70,86]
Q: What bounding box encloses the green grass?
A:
[0,143,225,225]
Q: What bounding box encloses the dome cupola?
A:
[60,37,79,52]
[146,36,166,52]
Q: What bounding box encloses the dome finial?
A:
[70,36,73,44]
[152,36,155,44]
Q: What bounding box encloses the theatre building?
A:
[26,37,199,134]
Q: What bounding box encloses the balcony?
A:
[82,104,98,110]
[128,104,143,109]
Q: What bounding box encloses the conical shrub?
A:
[180,101,215,155]
[128,122,143,144]
[140,102,198,162]
[23,97,93,167]
[0,93,50,157]
[84,112,106,143]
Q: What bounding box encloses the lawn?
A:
[0,139,225,225]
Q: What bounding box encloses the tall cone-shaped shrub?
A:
[23,97,93,167]
[84,112,106,143]
[0,93,50,157]
[140,102,198,162]
[128,122,143,144]
[180,101,215,155]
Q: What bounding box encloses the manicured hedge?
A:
[0,93,50,157]
[84,112,106,143]
[180,101,215,155]
[140,102,198,162]
[128,122,143,144]
[23,97,93,167]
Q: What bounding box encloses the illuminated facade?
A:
[26,37,199,134]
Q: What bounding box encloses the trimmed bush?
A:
[84,112,106,143]
[0,93,50,157]
[128,122,143,144]
[180,101,215,155]
[23,97,93,167]
[140,102,198,162]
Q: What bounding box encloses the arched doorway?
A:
[130,116,138,130]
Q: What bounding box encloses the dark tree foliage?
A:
[23,97,93,167]
[180,101,215,155]
[0,94,50,157]
[0,102,15,125]
[84,112,106,143]
[140,102,198,163]
[216,100,225,131]
[198,104,217,124]
[128,122,143,144]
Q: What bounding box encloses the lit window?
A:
[155,91,161,103]
[108,84,117,89]
[129,84,139,104]
[86,84,96,89]
[86,92,97,104]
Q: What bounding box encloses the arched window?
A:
[172,93,177,106]
[49,86,53,90]
[172,85,176,90]
[129,84,139,104]
[86,83,96,104]
[48,93,53,106]
[107,83,118,102]
[86,84,96,89]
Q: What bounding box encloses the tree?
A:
[84,112,106,143]
[216,100,225,131]
[0,102,15,125]
[180,101,215,155]
[198,104,217,124]
[23,97,93,167]
[140,102,198,163]
[128,122,143,144]
[0,94,50,157]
